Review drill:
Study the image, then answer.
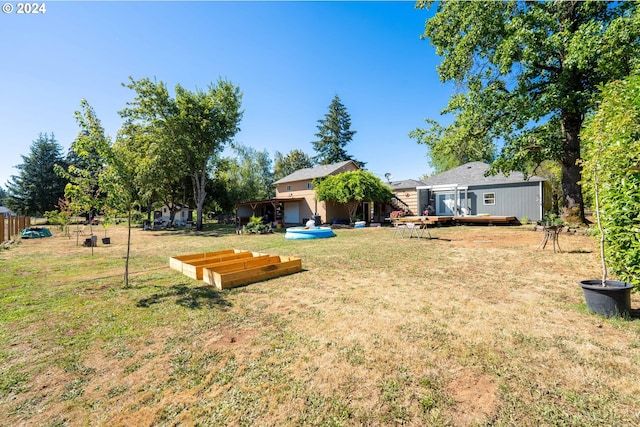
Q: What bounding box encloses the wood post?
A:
[1,215,32,243]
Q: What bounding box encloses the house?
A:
[154,204,192,226]
[236,160,388,226]
[386,179,427,216]
[272,160,360,224]
[415,162,551,221]
[0,206,15,217]
[236,160,359,225]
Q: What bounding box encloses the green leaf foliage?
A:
[312,95,365,168]
[274,149,313,182]
[414,0,640,222]
[119,77,243,230]
[5,133,67,216]
[314,170,392,223]
[55,100,110,221]
[581,73,640,287]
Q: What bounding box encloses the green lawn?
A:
[1,224,639,426]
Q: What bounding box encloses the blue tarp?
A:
[21,227,52,239]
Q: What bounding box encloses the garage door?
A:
[284,202,300,224]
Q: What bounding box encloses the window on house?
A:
[483,192,496,205]
[307,182,313,190]
[286,185,291,191]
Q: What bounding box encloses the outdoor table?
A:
[392,216,433,240]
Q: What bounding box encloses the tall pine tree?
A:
[312,95,365,168]
[5,133,67,215]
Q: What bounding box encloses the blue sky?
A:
[0,1,454,188]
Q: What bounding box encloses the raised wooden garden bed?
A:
[170,249,254,280]
[170,249,302,289]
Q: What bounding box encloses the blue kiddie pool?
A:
[285,226,336,240]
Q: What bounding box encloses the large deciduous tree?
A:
[414,0,640,223]
[314,170,392,224]
[120,77,243,230]
[5,133,67,215]
[217,144,274,204]
[312,95,365,168]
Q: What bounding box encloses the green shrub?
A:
[243,216,271,234]
[581,73,640,287]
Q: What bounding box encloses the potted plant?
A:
[578,75,639,317]
[100,208,115,244]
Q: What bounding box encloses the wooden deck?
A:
[454,215,520,225]
[392,216,454,225]
[389,215,520,226]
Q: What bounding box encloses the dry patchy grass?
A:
[1,223,639,426]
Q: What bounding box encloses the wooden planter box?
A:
[203,255,302,290]
[170,249,302,289]
[170,249,256,280]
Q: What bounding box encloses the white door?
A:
[284,202,300,224]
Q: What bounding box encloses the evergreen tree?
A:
[312,95,365,167]
[5,133,67,215]
[274,149,313,181]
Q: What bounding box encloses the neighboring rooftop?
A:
[421,162,545,187]
[0,206,15,216]
[387,179,427,191]
[273,160,358,184]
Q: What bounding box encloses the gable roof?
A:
[420,162,545,187]
[388,179,427,191]
[0,206,15,216]
[273,160,358,185]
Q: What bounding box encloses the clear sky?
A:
[0,1,454,188]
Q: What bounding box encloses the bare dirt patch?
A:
[446,368,499,426]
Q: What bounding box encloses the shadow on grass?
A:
[140,223,240,238]
[137,283,232,310]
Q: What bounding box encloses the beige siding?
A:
[274,162,359,224]
[393,189,419,215]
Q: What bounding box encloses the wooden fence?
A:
[1,215,31,243]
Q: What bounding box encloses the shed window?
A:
[307,182,313,190]
[286,185,291,191]
[483,192,496,206]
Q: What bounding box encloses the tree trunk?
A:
[193,165,207,231]
[124,207,131,288]
[560,111,587,224]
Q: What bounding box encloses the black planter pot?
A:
[578,280,633,318]
[102,237,111,245]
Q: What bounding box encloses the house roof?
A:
[273,160,358,185]
[0,206,15,216]
[235,197,306,207]
[420,162,545,187]
[387,179,427,191]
